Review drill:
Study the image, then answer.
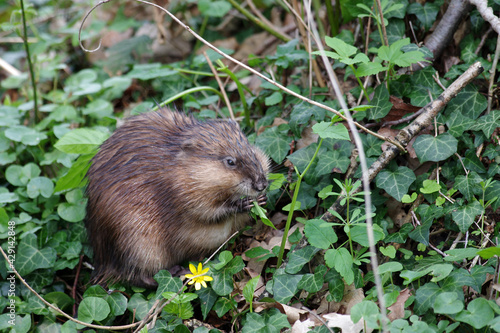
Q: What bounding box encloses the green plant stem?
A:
[311,0,325,39]
[349,65,370,102]
[324,0,338,37]
[276,138,324,267]
[216,60,252,126]
[156,86,224,109]
[173,68,228,77]
[20,0,39,123]
[225,0,290,42]
[193,16,209,55]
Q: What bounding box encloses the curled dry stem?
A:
[78,0,406,152]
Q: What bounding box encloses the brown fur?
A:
[85,109,269,287]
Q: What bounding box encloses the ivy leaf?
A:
[445,84,487,120]
[315,150,350,175]
[287,144,325,173]
[285,246,321,274]
[376,166,416,201]
[407,2,439,30]
[272,273,302,303]
[414,282,440,315]
[463,150,486,173]
[255,126,291,164]
[451,200,484,233]
[16,234,57,276]
[196,288,219,319]
[470,109,500,137]
[242,308,291,333]
[413,133,458,163]
[446,111,474,137]
[455,172,483,201]
[368,85,392,120]
[408,219,432,245]
[210,255,245,296]
[55,129,109,154]
[303,219,337,250]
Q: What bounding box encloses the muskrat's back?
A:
[85,109,269,287]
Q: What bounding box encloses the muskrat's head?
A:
[176,119,269,203]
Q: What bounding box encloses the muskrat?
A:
[85,108,269,287]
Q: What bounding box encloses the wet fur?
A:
[85,109,269,287]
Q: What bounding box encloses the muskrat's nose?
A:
[255,178,268,192]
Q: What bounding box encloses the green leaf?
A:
[350,224,385,247]
[324,36,358,60]
[446,111,474,137]
[451,200,484,232]
[272,272,302,303]
[315,150,350,175]
[196,288,218,320]
[57,193,87,222]
[243,276,260,306]
[445,85,487,120]
[376,166,415,201]
[356,62,386,77]
[350,300,380,326]
[55,129,109,154]
[477,246,500,259]
[303,219,337,249]
[82,99,113,119]
[455,298,494,329]
[5,125,47,145]
[433,292,463,314]
[126,63,177,80]
[444,248,480,261]
[413,133,458,163]
[408,219,432,245]
[213,297,236,318]
[325,248,354,285]
[407,2,439,30]
[198,0,232,17]
[285,246,321,274]
[54,154,93,193]
[242,308,290,333]
[298,266,326,293]
[287,144,324,173]
[368,85,392,120]
[264,91,283,106]
[27,177,54,199]
[210,255,245,296]
[16,234,57,275]
[470,109,500,137]
[312,122,350,140]
[414,282,440,315]
[454,172,483,201]
[378,262,403,275]
[255,126,291,164]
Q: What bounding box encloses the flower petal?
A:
[189,263,197,274]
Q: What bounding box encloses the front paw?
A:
[236,194,267,211]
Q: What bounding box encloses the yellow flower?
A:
[185,263,213,290]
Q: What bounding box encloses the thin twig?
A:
[202,51,235,120]
[78,0,405,151]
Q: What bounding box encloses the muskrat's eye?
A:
[225,157,236,167]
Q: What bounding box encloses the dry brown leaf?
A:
[317,283,365,315]
[387,288,411,321]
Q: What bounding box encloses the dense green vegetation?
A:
[1,0,500,332]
